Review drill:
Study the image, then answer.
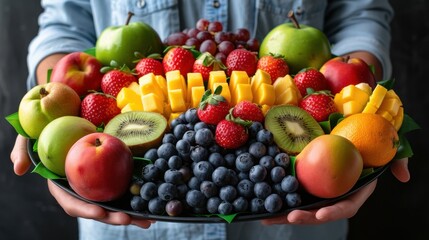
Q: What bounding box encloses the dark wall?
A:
[0,1,427,240]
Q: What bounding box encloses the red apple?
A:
[65,132,134,202]
[295,134,363,199]
[319,56,376,94]
[50,52,104,96]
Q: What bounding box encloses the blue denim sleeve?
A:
[26,0,96,89]
[324,0,394,79]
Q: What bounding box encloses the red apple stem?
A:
[288,10,300,29]
[344,55,350,62]
[126,12,134,25]
[39,87,48,97]
[95,138,102,147]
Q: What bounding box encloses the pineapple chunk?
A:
[229,71,250,93]
[141,93,164,114]
[254,83,275,106]
[212,82,231,104]
[231,83,253,106]
[191,86,205,108]
[116,87,141,109]
[208,71,227,91]
[168,89,187,112]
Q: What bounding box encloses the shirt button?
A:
[213,0,220,8]
[136,0,146,8]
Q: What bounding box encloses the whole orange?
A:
[330,113,399,168]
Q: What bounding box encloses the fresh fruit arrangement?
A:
[6,12,419,222]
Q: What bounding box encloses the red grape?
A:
[196,18,210,31]
[164,32,188,46]
[187,28,200,38]
[235,28,250,42]
[196,31,213,42]
[246,38,260,52]
[199,39,217,56]
[217,41,235,56]
[208,21,223,33]
[185,37,201,49]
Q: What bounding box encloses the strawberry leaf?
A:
[5,112,30,138]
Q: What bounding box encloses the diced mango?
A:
[276,88,301,106]
[168,89,187,112]
[212,82,231,104]
[251,69,271,95]
[363,84,388,113]
[232,83,253,106]
[229,71,250,93]
[191,86,206,108]
[378,97,401,116]
[385,89,403,106]
[139,73,165,102]
[362,103,378,114]
[343,100,366,117]
[393,106,404,131]
[377,110,393,122]
[208,71,227,91]
[355,82,372,95]
[261,104,271,116]
[121,102,143,113]
[254,83,275,106]
[155,75,168,100]
[116,87,141,109]
[166,70,184,90]
[141,93,164,114]
[335,85,370,116]
[127,81,141,94]
[187,72,204,103]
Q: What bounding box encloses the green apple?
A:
[95,12,163,68]
[259,11,332,74]
[18,82,81,139]
[37,116,97,177]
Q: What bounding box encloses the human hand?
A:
[47,180,155,228]
[10,135,32,176]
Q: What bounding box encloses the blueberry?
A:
[162,133,177,145]
[186,190,206,208]
[164,169,183,184]
[264,193,283,213]
[218,201,233,215]
[142,164,161,182]
[178,112,187,122]
[250,198,265,213]
[235,152,255,172]
[178,166,192,182]
[148,197,167,215]
[182,130,196,145]
[140,182,158,201]
[173,123,189,139]
[207,197,222,214]
[208,143,222,153]
[274,152,290,168]
[143,148,158,162]
[170,117,185,130]
[130,196,148,212]
[157,143,178,160]
[176,139,191,156]
[238,171,249,181]
[249,165,267,183]
[249,121,264,138]
[281,175,299,193]
[267,144,280,157]
[194,121,209,132]
[200,180,219,198]
[187,176,201,190]
[233,197,249,212]
[256,129,274,145]
[168,155,183,170]
[248,142,267,159]
[193,161,214,181]
[129,178,145,196]
[237,179,254,198]
[285,192,302,208]
[158,182,178,201]
[272,183,287,197]
[165,199,183,216]
[270,166,286,183]
[212,166,230,187]
[259,155,275,171]
[254,182,272,199]
[185,108,200,124]
[154,158,169,172]
[234,145,248,156]
[208,152,225,168]
[190,145,209,162]
[228,169,239,186]
[219,185,237,202]
[224,153,236,168]
[195,128,214,147]
[176,184,189,199]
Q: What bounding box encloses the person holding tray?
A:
[11,0,410,239]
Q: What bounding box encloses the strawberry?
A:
[215,113,252,149]
[257,54,289,83]
[293,68,329,97]
[135,53,164,77]
[298,90,338,122]
[232,100,264,122]
[197,86,230,125]
[80,92,121,127]
[101,62,137,97]
[193,52,226,81]
[163,46,196,75]
[225,49,258,76]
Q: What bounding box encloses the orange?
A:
[330,113,399,168]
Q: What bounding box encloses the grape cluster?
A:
[129,108,302,217]
[164,19,260,64]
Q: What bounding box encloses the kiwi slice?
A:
[264,105,324,155]
[104,111,167,156]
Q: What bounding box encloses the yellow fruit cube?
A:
[254,83,275,106]
[363,84,388,113]
[343,100,366,117]
[393,106,404,131]
[187,72,204,102]
[139,73,165,102]
[155,75,168,101]
[232,83,253,106]
[377,110,393,122]
[336,85,370,116]
[127,81,141,94]
[229,71,250,93]
[141,93,164,114]
[251,69,271,95]
[116,87,141,109]
[168,89,187,112]
[273,75,302,105]
[163,103,172,120]
[191,86,206,108]
[261,104,271,115]
[378,97,401,116]
[212,82,231,104]
[385,89,403,106]
[276,88,300,106]
[121,102,143,113]
[166,70,184,90]
[208,71,227,91]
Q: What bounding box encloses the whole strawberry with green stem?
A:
[232,100,264,123]
[193,52,226,81]
[80,91,121,127]
[101,61,137,97]
[298,89,338,122]
[293,67,329,97]
[197,86,230,125]
[215,111,252,149]
[257,53,289,83]
[135,53,165,77]
[163,46,197,76]
[225,49,258,77]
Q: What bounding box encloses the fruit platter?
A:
[6,12,419,223]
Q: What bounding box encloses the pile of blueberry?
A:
[129,108,302,217]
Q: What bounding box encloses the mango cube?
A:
[127,81,141,94]
[254,83,275,106]
[155,75,168,100]
[141,93,164,114]
[168,89,187,112]
[139,73,165,102]
[251,69,271,94]
[121,102,143,113]
[229,71,250,93]
[191,86,206,108]
[187,72,204,102]
[208,71,227,91]
[231,83,253,106]
[116,87,141,109]
[276,88,300,105]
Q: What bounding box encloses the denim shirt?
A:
[28,0,393,89]
[27,1,393,239]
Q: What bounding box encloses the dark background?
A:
[0,1,427,239]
